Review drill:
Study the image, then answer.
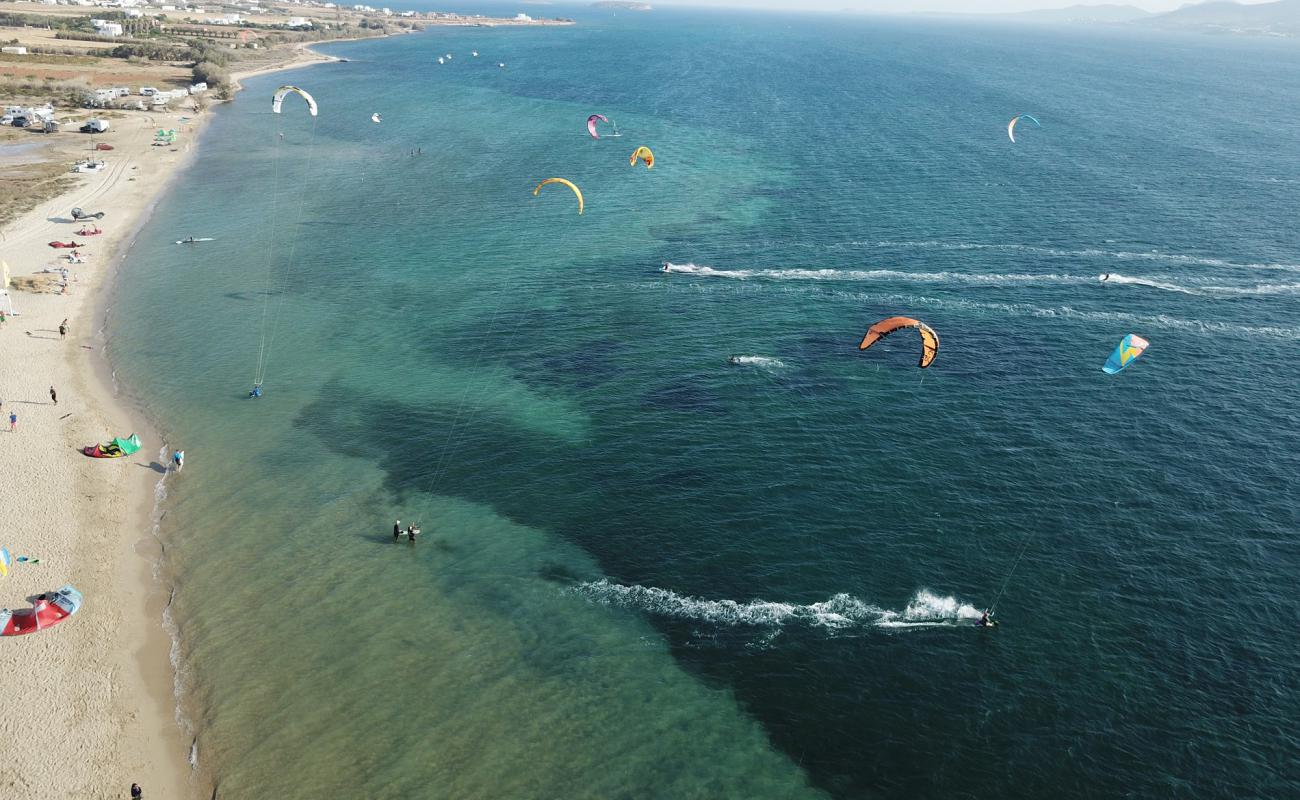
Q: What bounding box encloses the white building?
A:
[286,15,310,26]
[92,20,125,35]
[0,46,28,55]
[514,12,531,21]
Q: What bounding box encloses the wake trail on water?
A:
[664,261,1092,286]
[574,580,982,633]
[665,263,1300,297]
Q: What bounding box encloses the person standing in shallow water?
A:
[393,520,402,542]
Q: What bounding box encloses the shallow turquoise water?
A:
[110,10,1300,798]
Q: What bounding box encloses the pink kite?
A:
[586,114,609,139]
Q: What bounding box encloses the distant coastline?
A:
[592,1,653,11]
[905,0,1300,39]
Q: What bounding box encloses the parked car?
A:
[12,116,30,128]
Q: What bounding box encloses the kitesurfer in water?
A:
[978,609,994,628]
[1101,273,1111,282]
[249,383,262,398]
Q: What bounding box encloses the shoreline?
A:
[0,38,347,799]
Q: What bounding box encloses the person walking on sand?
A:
[9,412,15,432]
[49,386,57,405]
[131,782,143,799]
[59,321,67,340]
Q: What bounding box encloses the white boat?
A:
[437,57,444,65]
[472,51,479,57]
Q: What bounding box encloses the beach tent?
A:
[0,547,12,578]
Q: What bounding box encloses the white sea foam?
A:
[573,580,982,633]
[1199,282,1300,296]
[729,355,786,368]
[865,241,1300,273]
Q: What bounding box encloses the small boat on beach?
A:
[0,586,83,636]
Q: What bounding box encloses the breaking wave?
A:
[573,580,983,633]
[1097,273,1196,294]
[729,355,786,368]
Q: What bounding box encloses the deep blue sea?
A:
[108,8,1300,798]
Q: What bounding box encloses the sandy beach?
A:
[0,52,324,799]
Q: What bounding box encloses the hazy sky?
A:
[644,0,1272,14]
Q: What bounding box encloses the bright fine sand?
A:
[0,52,326,799]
